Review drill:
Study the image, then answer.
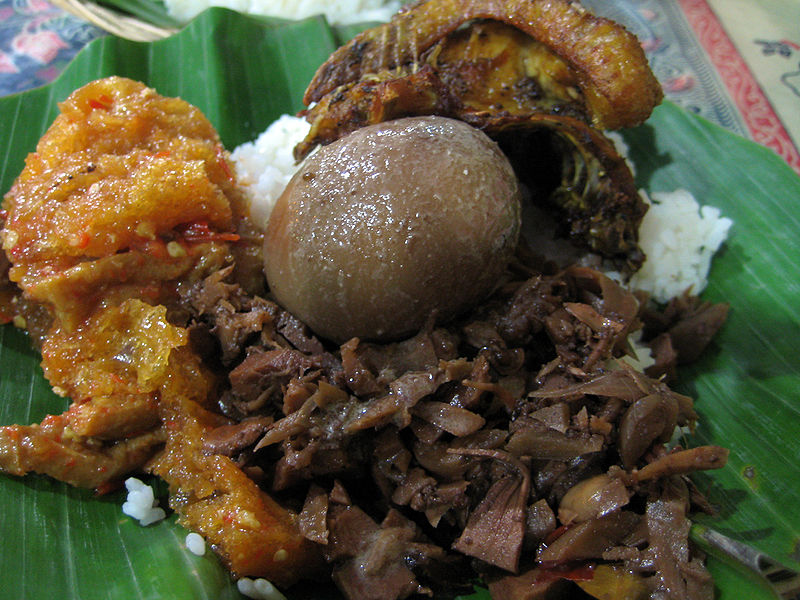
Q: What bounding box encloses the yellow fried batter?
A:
[0,77,320,586]
[2,76,254,327]
[151,389,324,585]
[0,76,244,469]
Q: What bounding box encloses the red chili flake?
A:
[0,209,7,220]
[77,231,90,249]
[88,94,113,111]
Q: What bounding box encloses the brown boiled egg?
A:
[264,116,521,343]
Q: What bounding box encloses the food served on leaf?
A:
[0,1,733,599]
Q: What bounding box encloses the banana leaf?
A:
[1,7,799,600]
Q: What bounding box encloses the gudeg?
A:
[264,116,522,343]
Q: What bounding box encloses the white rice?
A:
[185,532,206,556]
[231,115,733,305]
[237,577,288,600]
[165,0,401,25]
[231,115,310,228]
[630,189,732,303]
[605,131,732,303]
[121,477,167,526]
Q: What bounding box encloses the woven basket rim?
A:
[52,0,179,42]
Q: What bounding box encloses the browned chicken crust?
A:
[304,0,663,130]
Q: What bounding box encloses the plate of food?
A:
[1,3,799,600]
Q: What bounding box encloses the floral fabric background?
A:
[0,0,102,96]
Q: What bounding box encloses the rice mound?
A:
[231,115,310,228]
[231,114,733,306]
[630,189,733,303]
[164,0,401,25]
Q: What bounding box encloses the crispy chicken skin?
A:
[304,0,662,131]
[294,22,591,160]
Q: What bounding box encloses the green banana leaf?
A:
[1,7,799,600]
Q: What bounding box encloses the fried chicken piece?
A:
[434,21,585,118]
[488,113,647,270]
[304,0,662,131]
[295,21,589,159]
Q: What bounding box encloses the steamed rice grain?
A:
[122,477,166,526]
[630,189,733,303]
[185,532,206,556]
[237,577,288,600]
[165,0,401,26]
[231,115,309,227]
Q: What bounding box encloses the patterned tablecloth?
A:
[1,0,799,174]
